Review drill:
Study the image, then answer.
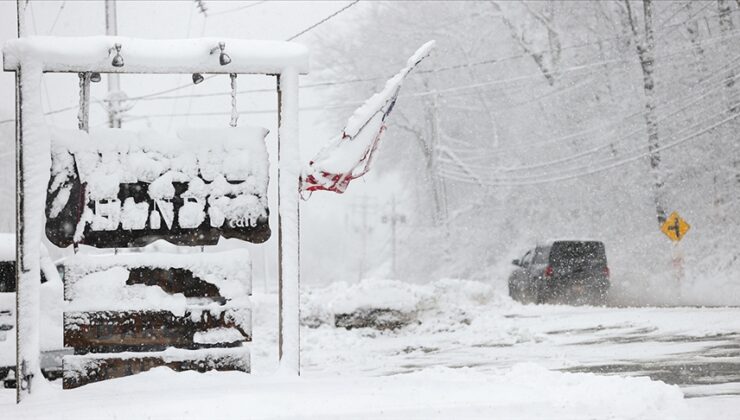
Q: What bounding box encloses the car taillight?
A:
[603,266,610,277]
[544,265,553,278]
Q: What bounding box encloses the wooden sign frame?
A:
[4,32,307,401]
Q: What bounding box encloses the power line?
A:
[439,50,740,169]
[286,1,359,41]
[208,1,266,17]
[441,112,740,188]
[654,1,692,30]
[125,61,736,141]
[123,24,740,104]
[48,1,66,35]
[450,54,740,162]
[167,1,197,131]
[126,28,740,106]
[441,75,737,179]
[655,0,715,42]
[3,36,738,127]
[74,5,738,108]
[123,63,610,119]
[116,1,362,101]
[3,9,738,127]
[440,109,739,187]
[445,69,739,178]
[122,99,364,121]
[137,4,735,103]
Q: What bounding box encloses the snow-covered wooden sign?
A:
[46,127,271,248]
[4,33,305,401]
[301,41,435,194]
[61,251,252,388]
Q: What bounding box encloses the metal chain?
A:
[230,73,238,127]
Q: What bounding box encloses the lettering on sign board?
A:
[45,127,271,248]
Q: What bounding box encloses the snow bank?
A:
[302,278,511,331]
[0,362,685,419]
[305,279,432,315]
[3,36,309,74]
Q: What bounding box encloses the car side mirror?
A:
[512,259,520,266]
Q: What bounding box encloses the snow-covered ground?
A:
[2,278,739,418]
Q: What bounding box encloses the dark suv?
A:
[508,240,609,305]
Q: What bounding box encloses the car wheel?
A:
[534,283,546,304]
[591,288,608,306]
[508,282,519,302]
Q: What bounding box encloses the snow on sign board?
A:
[2,36,309,75]
[301,41,436,194]
[61,251,252,389]
[46,127,271,248]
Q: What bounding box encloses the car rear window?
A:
[533,246,550,264]
[549,241,606,267]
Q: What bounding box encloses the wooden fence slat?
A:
[64,308,251,354]
[63,346,250,389]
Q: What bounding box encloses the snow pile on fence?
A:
[63,250,252,313]
[62,346,251,378]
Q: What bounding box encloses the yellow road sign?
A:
[661,211,690,242]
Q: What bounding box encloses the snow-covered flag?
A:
[301,40,436,195]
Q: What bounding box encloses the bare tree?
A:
[718,0,739,113]
[491,1,561,86]
[624,0,667,225]
[685,1,707,79]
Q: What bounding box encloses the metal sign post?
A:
[660,211,690,300]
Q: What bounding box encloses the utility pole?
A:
[382,195,406,279]
[349,195,376,282]
[105,0,122,128]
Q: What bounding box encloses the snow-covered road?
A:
[2,279,739,418]
[302,299,740,398]
[297,280,740,396]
